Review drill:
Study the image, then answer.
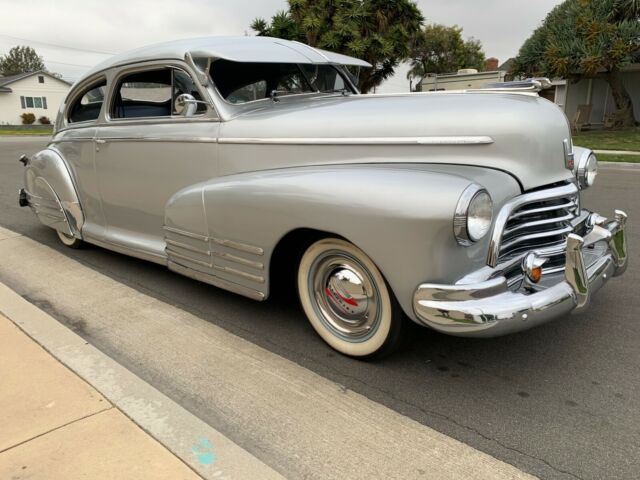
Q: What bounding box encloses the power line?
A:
[46,59,94,68]
[0,33,116,55]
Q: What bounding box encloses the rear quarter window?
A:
[67,80,107,124]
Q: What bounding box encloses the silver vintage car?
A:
[19,36,628,358]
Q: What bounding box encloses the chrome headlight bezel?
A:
[454,185,493,246]
[576,149,598,189]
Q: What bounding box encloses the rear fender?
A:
[23,148,84,238]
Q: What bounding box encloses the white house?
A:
[544,64,640,127]
[0,71,71,125]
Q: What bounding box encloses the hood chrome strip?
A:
[218,136,494,146]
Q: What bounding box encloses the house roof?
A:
[81,36,372,82]
[498,58,516,72]
[0,70,72,88]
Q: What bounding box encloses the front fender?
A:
[23,148,84,238]
[165,164,520,319]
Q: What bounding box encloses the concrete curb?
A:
[0,282,283,480]
[0,225,537,480]
[594,149,640,156]
[0,135,52,140]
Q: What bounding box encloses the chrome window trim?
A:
[104,61,219,124]
[487,182,579,267]
[64,74,108,128]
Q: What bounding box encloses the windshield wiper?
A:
[270,89,309,102]
[319,88,351,96]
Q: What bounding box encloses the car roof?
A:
[80,36,371,82]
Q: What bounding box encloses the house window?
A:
[20,96,48,109]
[38,75,45,83]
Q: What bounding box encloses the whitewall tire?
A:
[56,230,84,249]
[297,238,404,359]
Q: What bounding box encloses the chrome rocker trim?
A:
[413,209,628,337]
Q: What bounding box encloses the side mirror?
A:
[174,93,199,117]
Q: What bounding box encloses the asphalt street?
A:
[1,137,638,480]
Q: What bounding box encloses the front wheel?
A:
[56,230,84,249]
[297,238,404,359]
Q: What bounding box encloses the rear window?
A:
[67,80,107,123]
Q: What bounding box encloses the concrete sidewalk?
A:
[0,225,536,480]
[0,314,200,480]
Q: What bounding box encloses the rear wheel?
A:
[297,238,404,359]
[56,230,84,249]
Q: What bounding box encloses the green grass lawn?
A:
[573,128,640,152]
[0,126,53,136]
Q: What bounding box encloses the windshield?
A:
[209,59,353,104]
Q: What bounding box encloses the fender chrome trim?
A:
[168,260,265,301]
[218,136,494,146]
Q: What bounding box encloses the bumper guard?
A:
[413,210,628,337]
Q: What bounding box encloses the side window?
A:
[68,80,107,124]
[172,70,206,114]
[111,68,206,119]
[112,69,172,119]
[299,64,348,93]
[227,81,267,104]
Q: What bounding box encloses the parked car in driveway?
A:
[19,36,628,358]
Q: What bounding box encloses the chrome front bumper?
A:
[413,210,628,337]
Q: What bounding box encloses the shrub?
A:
[20,112,36,125]
[38,116,51,125]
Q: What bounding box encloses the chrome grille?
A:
[488,182,580,267]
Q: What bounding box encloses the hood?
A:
[219,92,575,191]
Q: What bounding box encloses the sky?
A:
[0,0,564,91]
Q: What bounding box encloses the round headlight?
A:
[577,151,598,189]
[454,185,493,246]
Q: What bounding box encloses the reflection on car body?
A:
[19,36,628,358]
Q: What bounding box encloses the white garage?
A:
[0,71,71,125]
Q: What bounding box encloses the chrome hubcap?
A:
[310,252,381,342]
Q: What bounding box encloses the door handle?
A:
[95,139,106,144]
